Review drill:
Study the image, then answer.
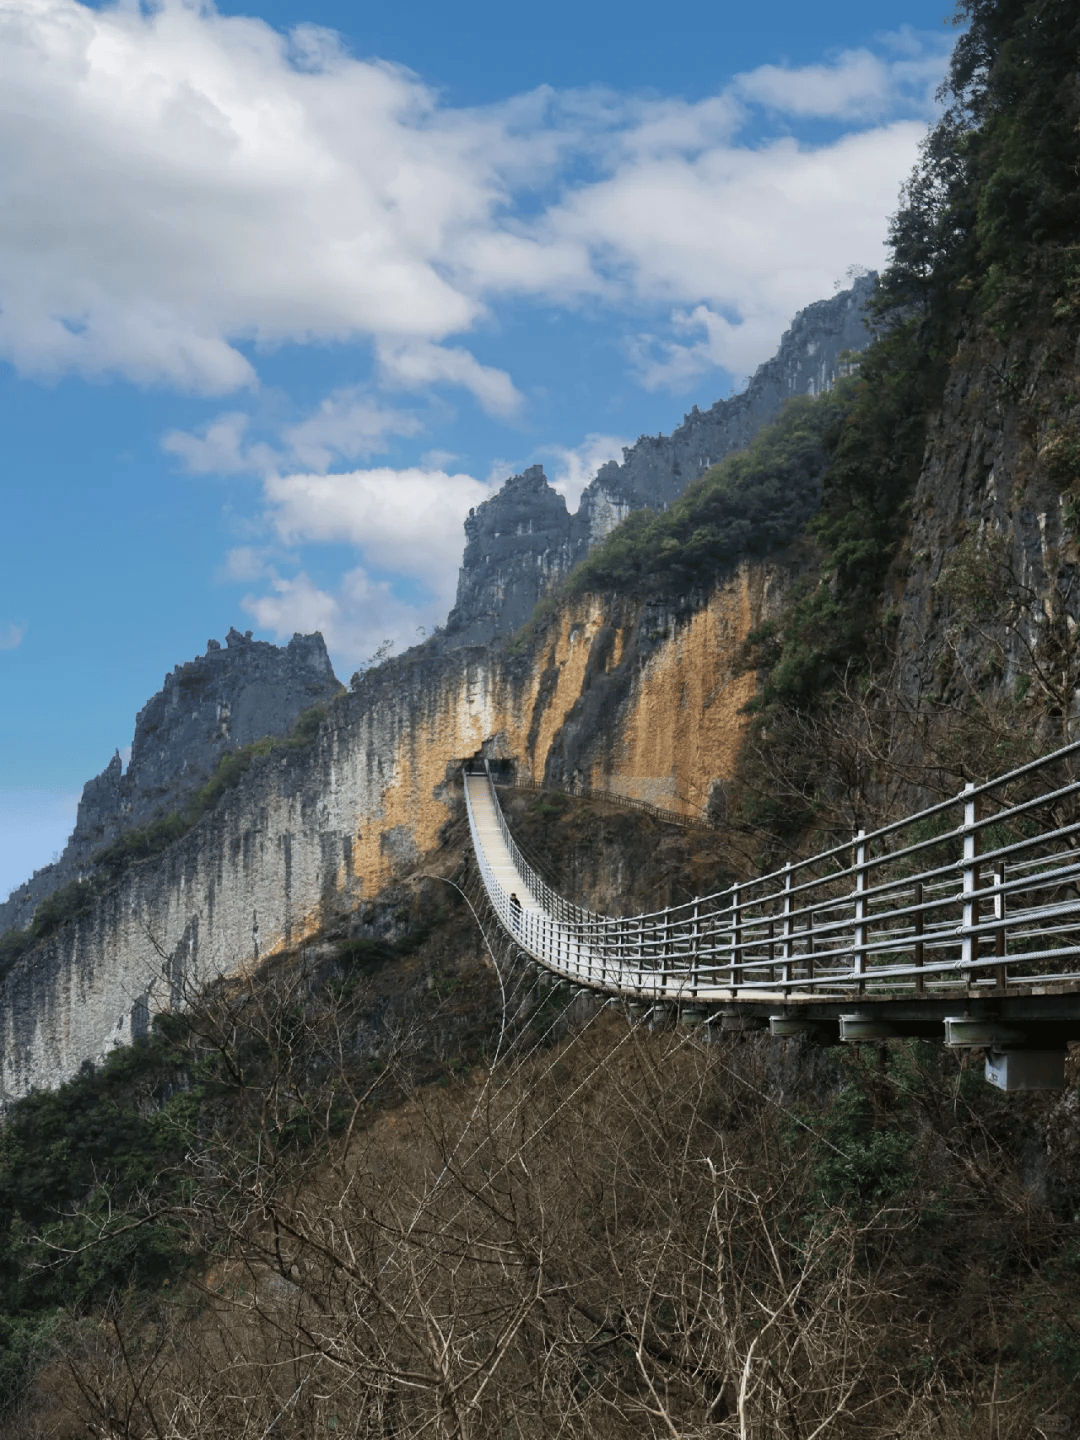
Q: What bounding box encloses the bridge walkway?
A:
[463,747,1080,1086]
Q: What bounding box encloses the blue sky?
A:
[0,0,957,899]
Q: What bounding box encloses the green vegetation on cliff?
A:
[883,0,1080,329]
[567,386,854,600]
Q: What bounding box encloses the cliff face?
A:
[890,316,1080,727]
[0,630,341,935]
[443,275,875,647]
[576,273,876,542]
[444,467,576,646]
[0,565,782,1099]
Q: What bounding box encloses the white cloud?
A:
[421,448,459,469]
[262,466,491,581]
[242,570,341,642]
[241,566,433,667]
[217,546,279,583]
[545,433,630,510]
[733,35,948,121]
[282,389,423,471]
[0,0,951,401]
[0,0,485,390]
[375,341,523,417]
[0,620,26,650]
[557,122,927,313]
[560,121,928,382]
[164,391,421,474]
[162,411,274,474]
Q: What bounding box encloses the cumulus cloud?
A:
[241,567,436,667]
[262,466,490,578]
[163,391,422,474]
[0,0,484,390]
[375,342,523,417]
[242,570,342,643]
[282,390,423,471]
[732,33,949,121]
[162,412,275,474]
[217,546,280,583]
[0,621,26,650]
[0,0,950,402]
[550,122,925,345]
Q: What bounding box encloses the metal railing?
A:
[463,740,1080,1002]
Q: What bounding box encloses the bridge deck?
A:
[463,754,1080,1059]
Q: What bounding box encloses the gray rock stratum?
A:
[0,629,341,934]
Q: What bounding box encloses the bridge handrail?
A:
[463,741,1080,1000]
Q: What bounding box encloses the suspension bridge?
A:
[463,740,1080,1092]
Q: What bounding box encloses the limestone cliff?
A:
[444,275,875,647]
[444,467,576,646]
[575,273,876,544]
[0,563,783,1100]
[0,630,341,935]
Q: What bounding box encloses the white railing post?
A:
[660,912,672,999]
[728,883,740,993]
[690,897,700,998]
[781,863,793,996]
[853,830,867,994]
[961,782,980,977]
[805,903,814,982]
[913,879,924,995]
[993,858,1007,992]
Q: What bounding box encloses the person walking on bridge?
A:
[509,892,522,935]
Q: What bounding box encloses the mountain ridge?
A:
[444,273,875,645]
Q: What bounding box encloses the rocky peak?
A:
[575,273,876,547]
[443,275,877,646]
[444,465,574,646]
[1,631,342,933]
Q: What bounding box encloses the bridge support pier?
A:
[985,1049,1066,1091]
[945,1017,1066,1091]
[769,1014,826,1041]
[839,1013,894,1043]
[649,1002,677,1031]
[679,1005,709,1030]
[717,1007,767,1034]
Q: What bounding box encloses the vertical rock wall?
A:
[0,570,782,1100]
[1,631,342,935]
